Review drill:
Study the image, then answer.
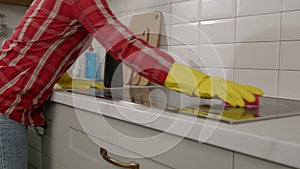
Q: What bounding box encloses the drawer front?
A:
[64,127,171,169]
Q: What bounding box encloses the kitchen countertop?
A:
[49,88,300,168]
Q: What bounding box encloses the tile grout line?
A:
[277,0,284,98]
[233,0,238,82]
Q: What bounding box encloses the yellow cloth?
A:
[56,72,105,89]
[164,62,263,107]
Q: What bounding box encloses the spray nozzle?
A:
[88,45,94,52]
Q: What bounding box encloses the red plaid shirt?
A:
[0,0,174,126]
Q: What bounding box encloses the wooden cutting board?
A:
[123,11,162,86]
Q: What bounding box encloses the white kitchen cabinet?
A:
[28,100,298,169]
[33,101,233,169]
[234,153,295,169]
[42,101,174,169]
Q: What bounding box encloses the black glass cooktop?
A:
[68,86,300,124]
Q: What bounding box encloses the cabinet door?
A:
[234,153,296,169]
[45,102,171,169]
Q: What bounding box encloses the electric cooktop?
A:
[68,86,300,124]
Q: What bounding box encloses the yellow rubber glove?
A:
[164,62,263,107]
[56,72,105,89]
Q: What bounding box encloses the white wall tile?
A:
[235,42,280,69]
[170,22,200,45]
[236,13,281,42]
[279,71,300,100]
[147,0,170,7]
[199,68,234,80]
[282,0,300,11]
[126,9,148,16]
[234,69,278,97]
[200,18,235,44]
[281,11,300,41]
[171,0,200,24]
[169,45,199,66]
[126,0,147,11]
[201,0,236,20]
[109,0,127,13]
[114,12,129,26]
[199,44,235,68]
[237,0,281,16]
[280,41,300,70]
[170,0,186,3]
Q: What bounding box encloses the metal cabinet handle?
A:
[100,148,140,169]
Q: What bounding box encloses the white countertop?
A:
[50,89,300,168]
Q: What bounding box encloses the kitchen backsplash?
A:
[108,0,300,100]
[1,0,300,100]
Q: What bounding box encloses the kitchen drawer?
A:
[64,127,171,169]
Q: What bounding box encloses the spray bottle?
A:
[85,45,97,79]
